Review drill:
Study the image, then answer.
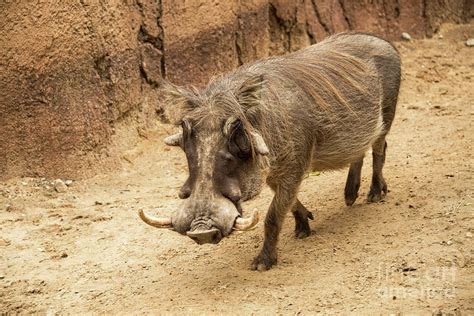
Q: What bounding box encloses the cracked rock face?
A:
[0,0,471,180]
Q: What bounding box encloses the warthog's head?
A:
[139,75,269,244]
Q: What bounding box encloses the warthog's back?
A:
[224,32,401,171]
[306,33,400,170]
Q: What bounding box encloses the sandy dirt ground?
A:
[1,24,473,314]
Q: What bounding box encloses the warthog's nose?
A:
[186,228,222,244]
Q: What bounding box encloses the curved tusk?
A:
[138,209,173,229]
[233,208,259,231]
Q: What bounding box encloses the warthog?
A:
[139,32,401,270]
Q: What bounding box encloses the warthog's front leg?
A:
[251,177,303,271]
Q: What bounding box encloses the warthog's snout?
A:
[187,228,222,244]
[138,202,259,243]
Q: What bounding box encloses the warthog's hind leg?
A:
[344,157,364,206]
[292,199,314,239]
[368,138,388,202]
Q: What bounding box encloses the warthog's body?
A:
[140,32,401,270]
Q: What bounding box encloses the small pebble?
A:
[433,310,443,316]
[401,32,412,41]
[466,232,473,238]
[446,240,453,245]
[465,39,474,47]
[65,180,73,186]
[53,179,68,193]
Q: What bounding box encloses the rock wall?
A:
[268,0,474,55]
[0,0,472,180]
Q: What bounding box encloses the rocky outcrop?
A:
[0,0,472,179]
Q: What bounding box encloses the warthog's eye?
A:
[227,119,251,160]
[179,119,198,199]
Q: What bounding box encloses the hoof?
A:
[368,184,387,203]
[295,220,311,239]
[293,207,313,239]
[367,192,384,203]
[251,253,277,271]
[345,194,358,206]
[344,180,361,206]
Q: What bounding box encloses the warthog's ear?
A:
[236,74,264,110]
[160,81,200,124]
[224,117,251,159]
[224,117,269,157]
[234,75,268,156]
